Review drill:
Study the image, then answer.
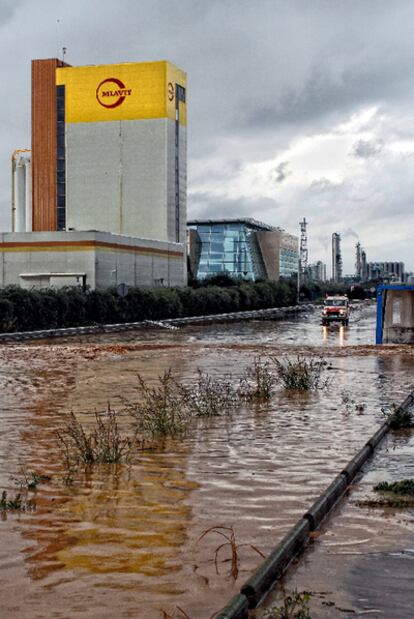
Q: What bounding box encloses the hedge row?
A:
[0,280,297,333]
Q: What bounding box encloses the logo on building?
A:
[96,77,132,109]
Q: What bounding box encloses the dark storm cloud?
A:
[235,58,413,136]
[351,139,384,159]
[273,162,290,184]
[0,0,413,268]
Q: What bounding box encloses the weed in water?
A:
[356,479,414,508]
[0,490,36,513]
[272,356,330,391]
[57,407,134,468]
[382,403,414,429]
[160,608,190,619]
[160,608,216,619]
[263,589,312,619]
[126,370,190,438]
[13,468,51,490]
[374,478,414,496]
[183,369,239,417]
[197,525,265,581]
[239,356,276,401]
[340,391,366,415]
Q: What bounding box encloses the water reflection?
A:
[322,324,347,346]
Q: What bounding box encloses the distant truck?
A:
[321,295,350,326]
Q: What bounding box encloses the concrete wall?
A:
[66,118,186,245]
[0,231,185,290]
[166,122,187,244]
[255,230,298,281]
[383,289,414,344]
[255,231,280,281]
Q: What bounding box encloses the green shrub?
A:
[86,289,118,324]
[0,297,15,332]
[147,288,183,319]
[0,278,299,332]
[384,404,414,429]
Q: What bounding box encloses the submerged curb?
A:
[215,389,414,619]
[0,304,313,343]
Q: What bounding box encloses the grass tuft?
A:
[183,369,239,417]
[263,589,312,619]
[0,490,36,512]
[272,356,330,391]
[13,468,51,490]
[197,525,265,581]
[383,404,414,429]
[57,407,134,467]
[374,478,414,496]
[126,370,190,438]
[239,356,276,401]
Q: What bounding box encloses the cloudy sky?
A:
[1,0,413,273]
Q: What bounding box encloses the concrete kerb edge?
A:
[0,304,314,343]
[218,389,414,616]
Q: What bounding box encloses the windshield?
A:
[324,299,347,307]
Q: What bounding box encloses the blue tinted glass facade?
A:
[280,247,298,278]
[188,222,266,280]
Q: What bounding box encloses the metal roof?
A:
[187,218,283,232]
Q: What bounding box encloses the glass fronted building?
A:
[187,218,298,282]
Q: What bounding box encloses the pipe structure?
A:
[11,149,31,232]
[25,158,32,231]
[214,389,414,615]
[15,159,26,232]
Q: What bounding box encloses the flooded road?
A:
[0,303,413,618]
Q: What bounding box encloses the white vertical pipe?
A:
[25,159,32,232]
[15,159,26,232]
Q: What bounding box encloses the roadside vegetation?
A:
[56,354,333,476]
[263,590,312,619]
[57,408,134,467]
[0,468,50,514]
[383,402,414,429]
[371,478,414,507]
[0,278,298,333]
[272,356,331,391]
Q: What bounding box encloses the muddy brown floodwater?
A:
[0,304,413,618]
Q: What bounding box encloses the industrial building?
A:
[187,218,298,281]
[306,261,327,283]
[366,261,405,283]
[355,243,405,283]
[3,58,187,289]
